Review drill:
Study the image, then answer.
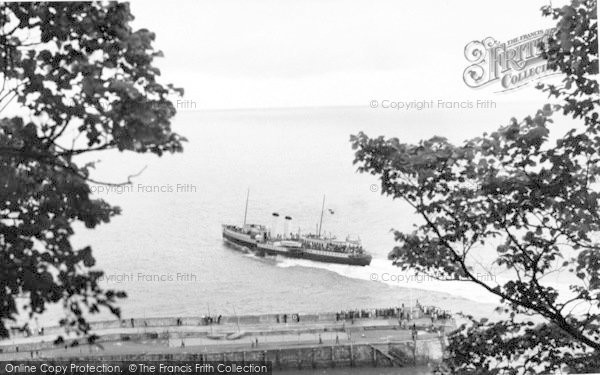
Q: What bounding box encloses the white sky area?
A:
[129,0,569,110]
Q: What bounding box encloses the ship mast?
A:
[243,188,250,226]
[317,195,325,237]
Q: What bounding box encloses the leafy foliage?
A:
[0,3,184,338]
[351,0,598,373]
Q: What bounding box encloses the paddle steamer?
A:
[222,192,372,266]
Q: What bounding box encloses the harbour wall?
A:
[0,325,446,354]
[54,340,444,369]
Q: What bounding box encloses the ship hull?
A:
[280,250,371,266]
[258,244,372,266]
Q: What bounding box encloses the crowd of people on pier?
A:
[335,302,451,324]
[336,306,409,321]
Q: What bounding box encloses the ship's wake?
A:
[275,257,501,306]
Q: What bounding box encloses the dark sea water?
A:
[44,106,539,325]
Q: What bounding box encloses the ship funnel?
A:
[283,215,292,239]
[271,212,280,239]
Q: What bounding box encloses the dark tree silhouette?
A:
[351,0,598,373]
[0,3,184,339]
